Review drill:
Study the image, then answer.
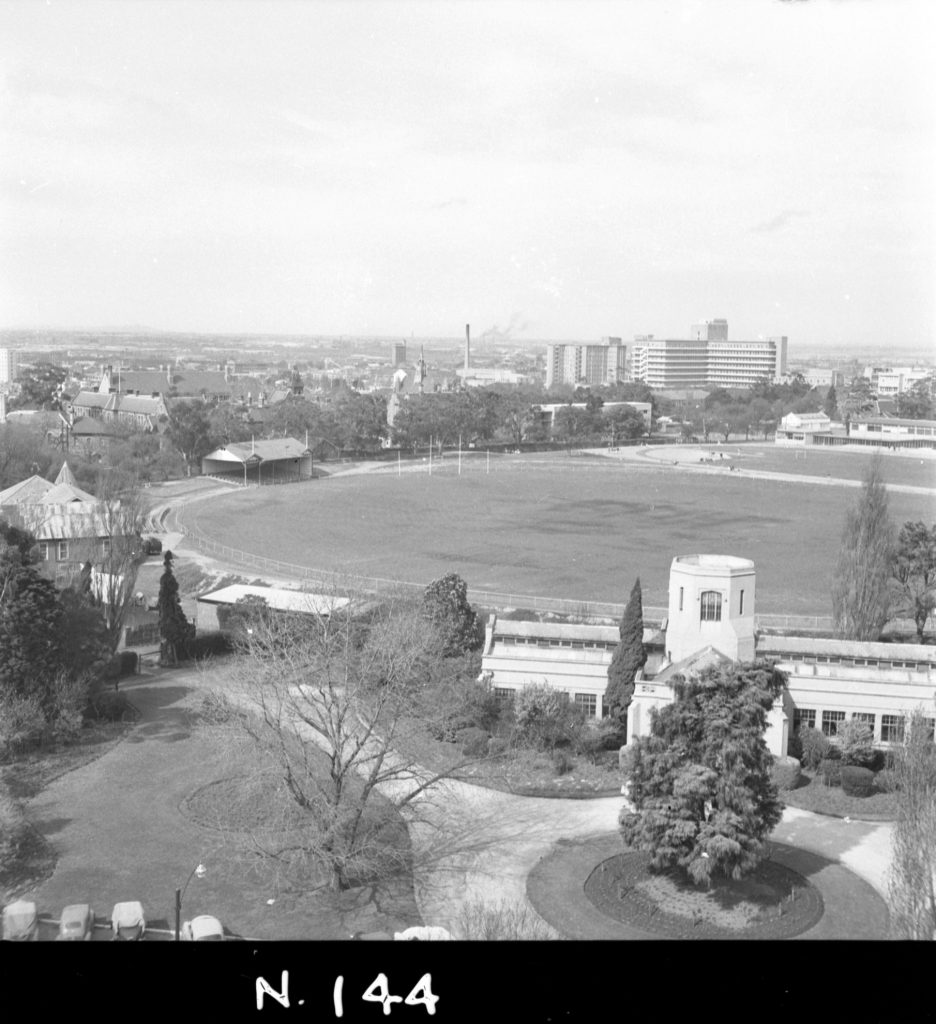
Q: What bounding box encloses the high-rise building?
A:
[391,341,407,366]
[0,348,19,384]
[545,337,627,388]
[630,321,787,389]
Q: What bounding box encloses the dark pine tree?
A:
[604,577,647,724]
[823,384,838,419]
[422,573,482,656]
[157,551,192,665]
[619,660,785,886]
[0,564,65,706]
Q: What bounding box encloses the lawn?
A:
[189,453,935,614]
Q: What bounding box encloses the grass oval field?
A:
[189,449,936,615]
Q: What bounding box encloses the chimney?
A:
[247,391,253,407]
[258,389,265,409]
[465,324,470,371]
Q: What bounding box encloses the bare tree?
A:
[204,586,483,894]
[888,709,936,940]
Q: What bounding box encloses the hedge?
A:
[840,765,875,797]
[770,755,802,792]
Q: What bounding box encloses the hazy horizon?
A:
[3,1,934,348]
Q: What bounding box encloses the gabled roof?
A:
[204,438,311,464]
[652,645,734,684]
[198,584,349,615]
[37,481,98,505]
[54,462,78,486]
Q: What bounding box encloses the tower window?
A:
[679,586,684,611]
[700,591,722,622]
[739,589,745,615]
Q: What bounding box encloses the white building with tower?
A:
[480,553,935,758]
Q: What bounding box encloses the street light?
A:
[175,863,206,941]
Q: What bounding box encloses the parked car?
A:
[111,902,146,941]
[182,915,224,941]
[2,900,39,941]
[58,903,95,941]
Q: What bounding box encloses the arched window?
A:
[700,591,722,622]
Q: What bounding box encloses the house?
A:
[0,462,135,586]
[480,553,936,757]
[775,411,833,444]
[63,391,169,434]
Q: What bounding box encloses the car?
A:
[58,903,95,941]
[111,901,146,941]
[182,915,224,941]
[2,900,39,941]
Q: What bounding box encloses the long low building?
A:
[480,554,936,757]
[201,438,313,484]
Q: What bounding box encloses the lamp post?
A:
[175,863,206,941]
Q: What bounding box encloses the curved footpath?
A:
[21,661,895,940]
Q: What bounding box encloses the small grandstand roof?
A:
[197,585,349,616]
[756,634,936,665]
[204,438,311,464]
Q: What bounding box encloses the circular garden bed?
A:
[584,848,823,939]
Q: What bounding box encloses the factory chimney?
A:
[465,324,470,371]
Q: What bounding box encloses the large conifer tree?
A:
[619,660,785,886]
[157,551,191,665]
[604,577,647,723]
[831,455,895,640]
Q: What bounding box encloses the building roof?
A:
[197,584,349,615]
[653,645,734,684]
[0,474,54,506]
[756,634,936,665]
[37,481,98,505]
[69,416,120,437]
[856,416,936,429]
[203,438,311,464]
[71,391,165,415]
[54,462,78,487]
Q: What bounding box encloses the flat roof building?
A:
[546,338,627,388]
[631,321,787,389]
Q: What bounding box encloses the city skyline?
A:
[2,1,934,348]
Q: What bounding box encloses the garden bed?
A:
[585,849,823,939]
[781,771,898,820]
[391,715,624,798]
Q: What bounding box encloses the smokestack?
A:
[465,324,470,371]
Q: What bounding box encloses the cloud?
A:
[750,209,811,234]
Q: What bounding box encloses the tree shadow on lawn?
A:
[121,684,200,744]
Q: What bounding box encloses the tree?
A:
[888,709,936,940]
[167,400,213,475]
[831,456,896,641]
[604,578,646,724]
[12,362,67,410]
[619,660,785,886]
[210,588,473,893]
[896,377,935,421]
[157,551,193,664]
[841,377,876,432]
[0,563,65,708]
[890,522,936,642]
[823,384,839,420]
[422,573,483,657]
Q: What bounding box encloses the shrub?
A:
[838,719,876,768]
[874,768,899,793]
[186,632,233,660]
[552,748,575,775]
[430,713,478,743]
[487,736,509,756]
[89,691,133,722]
[771,755,802,792]
[826,743,842,761]
[786,732,803,762]
[0,788,29,873]
[454,897,556,940]
[455,727,490,757]
[0,693,45,760]
[799,727,829,770]
[597,718,628,751]
[841,765,875,797]
[142,537,162,556]
[118,650,138,676]
[573,725,606,764]
[514,683,582,751]
[819,758,842,787]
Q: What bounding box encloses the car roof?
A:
[189,915,223,938]
[112,901,145,924]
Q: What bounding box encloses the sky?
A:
[1,0,934,348]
